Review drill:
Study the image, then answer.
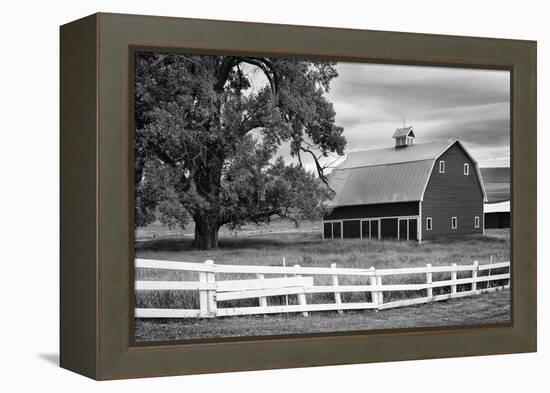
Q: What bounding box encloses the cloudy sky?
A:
[273,62,510,172]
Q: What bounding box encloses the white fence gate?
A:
[135,259,510,318]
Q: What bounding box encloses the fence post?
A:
[426,263,433,299]
[199,265,209,318]
[369,266,379,310]
[205,260,216,317]
[472,260,478,292]
[377,275,384,305]
[487,255,494,289]
[451,263,457,295]
[283,257,289,306]
[294,264,308,317]
[331,263,343,314]
[257,273,267,308]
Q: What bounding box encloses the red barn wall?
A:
[422,143,484,240]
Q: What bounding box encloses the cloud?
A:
[330,63,509,109]
[276,61,510,171]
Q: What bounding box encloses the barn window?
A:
[426,217,432,230]
[451,216,457,229]
[464,163,469,175]
[474,216,480,228]
[439,160,445,173]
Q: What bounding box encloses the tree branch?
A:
[214,57,237,93]
[238,57,278,95]
[213,56,281,97]
[300,146,330,187]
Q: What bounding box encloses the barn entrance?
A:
[398,218,418,241]
[324,218,418,241]
[323,221,342,239]
[381,218,398,239]
[360,219,380,240]
[485,212,510,229]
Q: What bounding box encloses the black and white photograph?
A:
[133,52,510,342]
[1,0,545,387]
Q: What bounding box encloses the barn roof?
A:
[328,160,433,206]
[480,167,510,203]
[480,167,509,183]
[338,139,452,169]
[327,138,486,207]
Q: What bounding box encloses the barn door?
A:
[332,222,342,239]
[408,219,418,240]
[381,218,398,239]
[370,219,379,240]
[361,220,370,239]
[398,219,408,241]
[323,222,333,239]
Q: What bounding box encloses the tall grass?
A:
[134,229,509,310]
[135,290,510,341]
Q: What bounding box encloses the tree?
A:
[134,53,346,249]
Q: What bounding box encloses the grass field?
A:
[135,217,509,269]
[134,224,510,341]
[135,288,510,341]
[135,216,320,240]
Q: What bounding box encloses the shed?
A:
[480,167,510,228]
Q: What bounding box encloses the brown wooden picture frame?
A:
[60,12,537,380]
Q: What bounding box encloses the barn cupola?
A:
[392,126,415,148]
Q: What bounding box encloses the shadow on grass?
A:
[136,232,323,253]
[135,289,511,342]
[136,229,508,254]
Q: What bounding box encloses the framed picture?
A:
[60,13,536,380]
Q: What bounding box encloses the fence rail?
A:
[134,258,510,318]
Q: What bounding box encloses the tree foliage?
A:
[134,53,346,249]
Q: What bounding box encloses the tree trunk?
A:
[191,144,225,250]
[193,216,220,250]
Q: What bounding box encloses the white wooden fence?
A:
[134,259,510,318]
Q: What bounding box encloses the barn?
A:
[323,127,487,242]
[480,167,510,228]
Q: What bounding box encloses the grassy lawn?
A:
[135,288,510,341]
[135,216,321,240]
[136,223,509,270]
[134,226,510,341]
